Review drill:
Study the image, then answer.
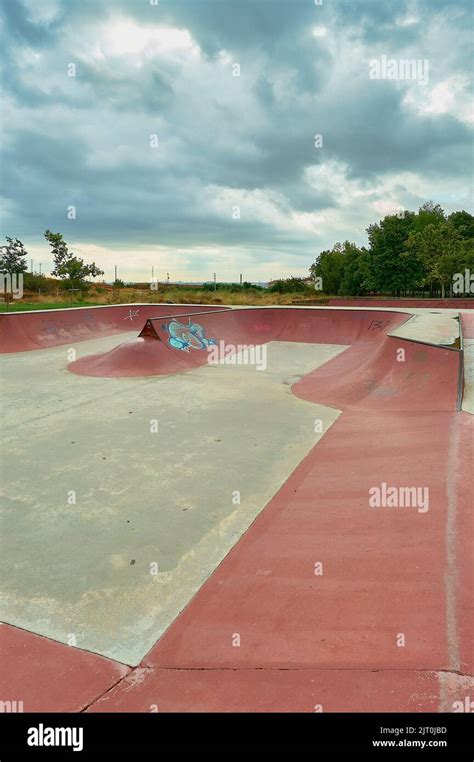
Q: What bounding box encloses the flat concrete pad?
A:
[389,310,460,346]
[0,336,345,665]
[462,339,474,413]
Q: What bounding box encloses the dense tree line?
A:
[309,203,474,297]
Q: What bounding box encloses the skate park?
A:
[1,302,472,712]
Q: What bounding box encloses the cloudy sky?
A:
[1,0,472,282]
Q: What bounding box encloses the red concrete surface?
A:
[455,414,474,675]
[329,298,474,309]
[67,307,412,378]
[67,335,199,377]
[89,667,442,713]
[0,304,229,353]
[0,623,129,712]
[293,337,460,411]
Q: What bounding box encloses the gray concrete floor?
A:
[462,339,474,414]
[0,334,345,665]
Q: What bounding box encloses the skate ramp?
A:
[293,335,460,412]
[0,304,229,353]
[68,307,406,378]
[67,307,462,412]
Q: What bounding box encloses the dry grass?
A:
[2,287,329,311]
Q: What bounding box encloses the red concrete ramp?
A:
[293,335,461,412]
[0,304,229,353]
[66,307,461,412]
[68,307,408,377]
[68,309,230,377]
[67,336,195,377]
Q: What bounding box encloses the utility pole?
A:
[114,265,117,282]
[68,288,79,306]
[214,272,217,291]
[240,273,242,286]
[167,272,169,285]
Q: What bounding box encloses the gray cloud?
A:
[1,0,472,279]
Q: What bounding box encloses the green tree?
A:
[405,222,467,297]
[447,210,474,239]
[412,201,446,233]
[310,242,349,294]
[365,212,420,294]
[339,245,371,295]
[308,203,472,298]
[44,231,104,290]
[0,237,28,273]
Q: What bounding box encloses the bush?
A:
[23,273,56,294]
[56,279,89,294]
[202,281,264,292]
[268,277,310,294]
